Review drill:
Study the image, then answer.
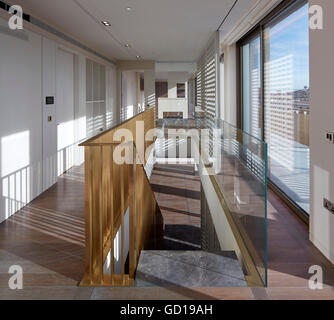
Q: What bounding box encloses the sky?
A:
[268,4,310,91]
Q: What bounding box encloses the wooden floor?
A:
[150,164,201,250]
[267,191,334,290]
[0,164,334,299]
[0,166,89,299]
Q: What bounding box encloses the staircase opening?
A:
[135,162,247,288]
[79,108,266,288]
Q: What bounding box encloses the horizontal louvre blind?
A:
[195,36,218,157]
[196,37,217,120]
[205,38,217,120]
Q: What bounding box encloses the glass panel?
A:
[264,3,310,214]
[157,117,268,286]
[242,36,262,139]
[214,120,268,286]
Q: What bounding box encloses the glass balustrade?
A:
[214,119,268,286]
[157,115,268,286]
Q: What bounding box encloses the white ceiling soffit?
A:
[155,72,169,81]
[168,72,190,83]
[14,0,238,61]
[219,0,284,46]
[155,62,196,81]
[155,62,196,73]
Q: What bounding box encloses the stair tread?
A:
[135,250,247,288]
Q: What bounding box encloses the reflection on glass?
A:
[242,36,262,139]
[158,117,269,286]
[264,3,310,214]
[214,120,268,286]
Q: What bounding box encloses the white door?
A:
[56,48,75,176]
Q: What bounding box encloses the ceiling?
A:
[13,0,251,62]
[155,62,196,81]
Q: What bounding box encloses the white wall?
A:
[121,71,138,119]
[126,71,138,114]
[0,18,43,222]
[158,98,188,119]
[116,60,156,112]
[56,47,75,176]
[0,16,116,223]
[144,69,156,108]
[42,38,57,190]
[167,72,189,99]
[309,0,334,263]
[157,72,189,119]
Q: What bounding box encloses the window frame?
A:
[236,0,310,223]
[177,83,186,98]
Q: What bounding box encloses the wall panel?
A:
[0,16,117,223]
[0,18,43,222]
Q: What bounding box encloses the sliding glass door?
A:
[264,2,310,213]
[239,0,310,215]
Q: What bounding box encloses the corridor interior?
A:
[1,160,334,299]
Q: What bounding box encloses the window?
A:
[177,83,185,98]
[239,0,310,215]
[242,35,262,139]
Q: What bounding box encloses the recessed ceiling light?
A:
[126,7,132,11]
[124,43,131,48]
[101,21,111,26]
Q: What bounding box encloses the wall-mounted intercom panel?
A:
[45,96,55,105]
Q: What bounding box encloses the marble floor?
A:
[135,251,247,287]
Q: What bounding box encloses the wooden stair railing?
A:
[79,108,163,287]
